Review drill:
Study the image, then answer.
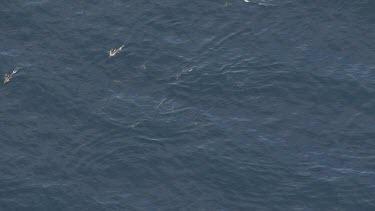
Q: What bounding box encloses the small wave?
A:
[244,0,294,6]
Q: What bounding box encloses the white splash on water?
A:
[3,67,21,84]
[108,45,125,57]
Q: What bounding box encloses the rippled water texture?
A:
[1,0,375,210]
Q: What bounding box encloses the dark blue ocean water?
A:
[1,0,375,210]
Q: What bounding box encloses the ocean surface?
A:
[1,0,374,210]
